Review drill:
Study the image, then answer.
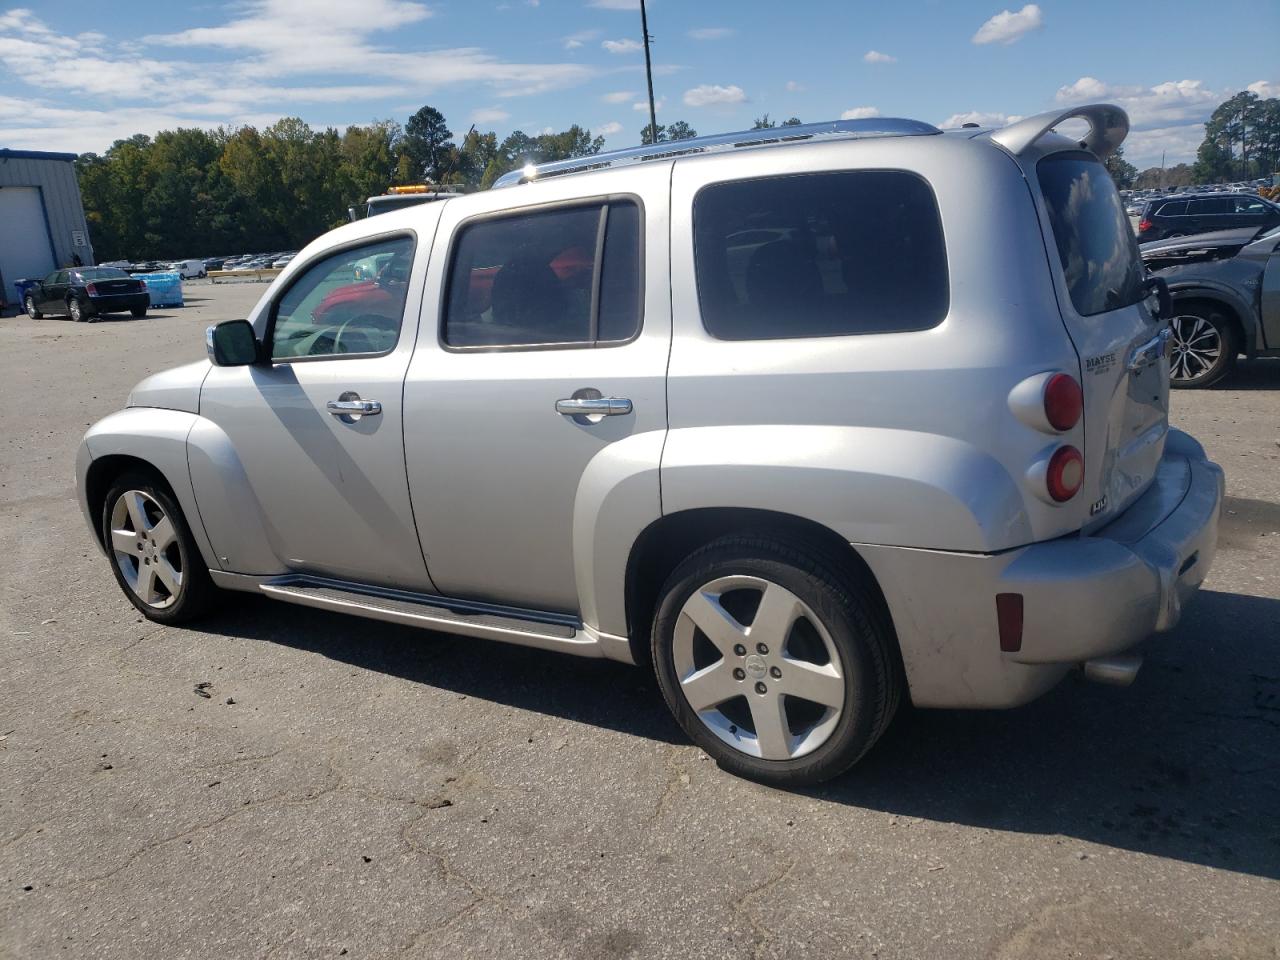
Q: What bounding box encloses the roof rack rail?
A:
[491,117,941,188]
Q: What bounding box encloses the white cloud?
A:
[840,106,881,120]
[863,50,896,64]
[1124,124,1209,169]
[471,106,511,124]
[632,96,665,113]
[785,80,804,93]
[1247,80,1280,98]
[1055,77,1219,128]
[940,111,1022,128]
[601,90,635,103]
[597,120,623,135]
[602,38,642,54]
[562,28,599,49]
[688,27,733,40]
[683,84,746,108]
[1056,76,1108,101]
[972,4,1043,45]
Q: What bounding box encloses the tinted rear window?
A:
[1037,152,1145,317]
[693,170,948,340]
[1155,200,1187,217]
[74,268,129,280]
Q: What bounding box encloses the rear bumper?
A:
[87,292,149,313]
[857,430,1224,708]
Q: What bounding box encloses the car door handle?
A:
[326,398,382,416]
[555,397,632,417]
[1128,327,1172,373]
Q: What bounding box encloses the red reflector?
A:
[1138,218,1152,233]
[996,593,1023,653]
[85,282,98,296]
[1046,445,1084,502]
[1043,373,1083,432]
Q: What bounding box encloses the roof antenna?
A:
[640,0,659,146]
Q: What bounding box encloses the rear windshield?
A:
[1037,152,1145,317]
[74,268,130,280]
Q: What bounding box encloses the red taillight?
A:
[996,593,1024,653]
[85,282,98,296]
[1043,373,1083,432]
[1138,218,1152,233]
[1046,445,1084,502]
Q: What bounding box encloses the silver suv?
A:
[77,105,1224,785]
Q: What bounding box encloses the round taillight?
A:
[1046,445,1084,502]
[1043,373,1083,432]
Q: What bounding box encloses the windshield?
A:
[74,268,130,280]
[1038,152,1146,317]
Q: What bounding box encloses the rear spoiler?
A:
[990,103,1129,159]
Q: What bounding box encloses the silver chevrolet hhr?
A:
[77,104,1224,785]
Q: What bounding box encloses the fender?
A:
[1165,279,1262,354]
[571,430,666,648]
[80,408,219,570]
[659,425,1033,554]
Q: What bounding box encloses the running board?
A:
[257,578,604,657]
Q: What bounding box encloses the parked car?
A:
[203,257,227,272]
[1141,223,1280,387]
[77,105,1222,785]
[168,259,206,279]
[24,267,148,322]
[1137,193,1280,241]
[272,253,296,268]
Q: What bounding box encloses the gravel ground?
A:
[2,283,1278,960]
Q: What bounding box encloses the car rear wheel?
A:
[101,472,217,623]
[1169,305,1237,388]
[68,298,87,322]
[651,536,900,785]
[131,307,147,318]
[24,295,42,319]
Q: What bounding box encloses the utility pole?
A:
[1159,150,1165,190]
[640,0,658,145]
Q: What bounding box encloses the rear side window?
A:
[1037,152,1145,317]
[1189,197,1230,215]
[444,200,642,348]
[1155,200,1187,217]
[693,171,948,340]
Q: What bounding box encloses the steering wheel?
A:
[333,314,398,354]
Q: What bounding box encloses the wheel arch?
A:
[83,454,172,551]
[623,507,902,676]
[1167,285,1255,355]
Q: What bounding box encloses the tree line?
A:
[76,105,700,261]
[1105,89,1280,190]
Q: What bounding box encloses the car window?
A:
[1188,198,1230,215]
[1156,200,1187,217]
[1233,197,1268,215]
[692,171,948,340]
[269,236,414,361]
[444,200,642,348]
[1037,152,1145,317]
[74,268,129,281]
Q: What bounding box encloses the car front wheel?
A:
[101,472,216,623]
[651,536,901,785]
[1169,305,1237,388]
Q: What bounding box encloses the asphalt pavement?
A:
[2,283,1278,959]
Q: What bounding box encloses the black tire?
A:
[68,297,88,322]
[1169,303,1238,389]
[131,307,147,318]
[24,295,42,319]
[100,471,217,624]
[651,536,901,786]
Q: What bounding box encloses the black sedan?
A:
[23,267,149,322]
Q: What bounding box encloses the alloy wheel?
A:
[24,296,37,318]
[108,490,183,609]
[69,299,82,321]
[1170,314,1222,383]
[672,575,846,761]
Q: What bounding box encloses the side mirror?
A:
[348,206,360,223]
[1143,275,1172,321]
[206,319,260,366]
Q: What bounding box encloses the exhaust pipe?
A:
[1083,655,1142,687]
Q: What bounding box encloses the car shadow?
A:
[206,587,1280,880]
[1213,356,1280,390]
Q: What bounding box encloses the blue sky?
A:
[1,0,1277,168]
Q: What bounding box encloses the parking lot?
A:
[1,282,1278,959]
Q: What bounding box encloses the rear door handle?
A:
[326,396,381,420]
[555,397,632,417]
[1128,327,1172,373]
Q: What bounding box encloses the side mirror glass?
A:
[206,319,260,366]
